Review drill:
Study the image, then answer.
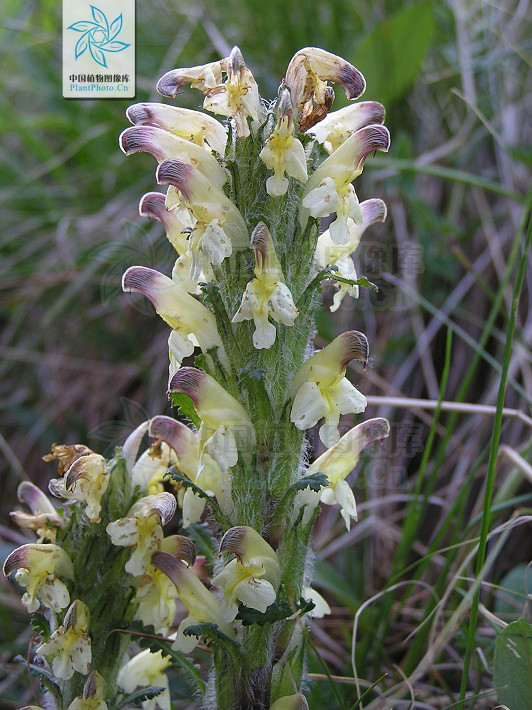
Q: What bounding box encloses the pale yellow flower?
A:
[152,551,234,653]
[301,125,390,244]
[127,102,227,155]
[259,90,307,197]
[232,222,298,349]
[300,418,390,529]
[49,453,109,523]
[309,101,385,153]
[3,543,73,613]
[67,671,108,710]
[118,649,171,710]
[106,493,176,577]
[10,481,64,542]
[290,331,369,446]
[212,526,281,621]
[37,600,91,680]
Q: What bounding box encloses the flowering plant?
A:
[6,46,390,710]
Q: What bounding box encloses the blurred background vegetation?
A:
[1,0,531,707]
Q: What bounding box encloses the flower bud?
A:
[67,671,107,710]
[270,694,309,710]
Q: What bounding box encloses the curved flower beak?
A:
[10,481,64,542]
[122,266,222,363]
[127,102,227,155]
[157,58,226,97]
[139,191,193,256]
[37,599,91,680]
[119,125,227,189]
[67,671,107,710]
[307,418,390,528]
[152,551,234,653]
[301,124,390,244]
[148,415,199,480]
[317,198,387,263]
[106,493,177,577]
[290,331,369,446]
[121,421,150,474]
[212,526,281,620]
[308,101,385,152]
[168,367,252,436]
[3,543,74,613]
[232,222,298,349]
[285,47,365,130]
[49,453,109,523]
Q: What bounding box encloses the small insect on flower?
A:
[301,418,390,529]
[3,543,74,613]
[37,600,91,680]
[259,90,307,197]
[118,649,172,710]
[232,222,298,349]
[212,526,281,621]
[290,331,369,446]
[106,493,176,577]
[152,551,235,654]
[49,453,109,524]
[10,481,64,542]
[67,671,108,710]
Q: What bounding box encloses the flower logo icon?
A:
[67,5,130,68]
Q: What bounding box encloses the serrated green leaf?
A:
[114,686,165,709]
[351,1,435,106]
[494,618,532,709]
[170,392,201,428]
[236,597,315,626]
[289,472,328,493]
[183,621,240,650]
[31,612,51,642]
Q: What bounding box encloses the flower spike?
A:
[152,551,234,653]
[120,125,227,189]
[232,222,298,349]
[290,331,368,446]
[213,526,281,620]
[4,543,74,613]
[127,102,227,155]
[304,418,390,528]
